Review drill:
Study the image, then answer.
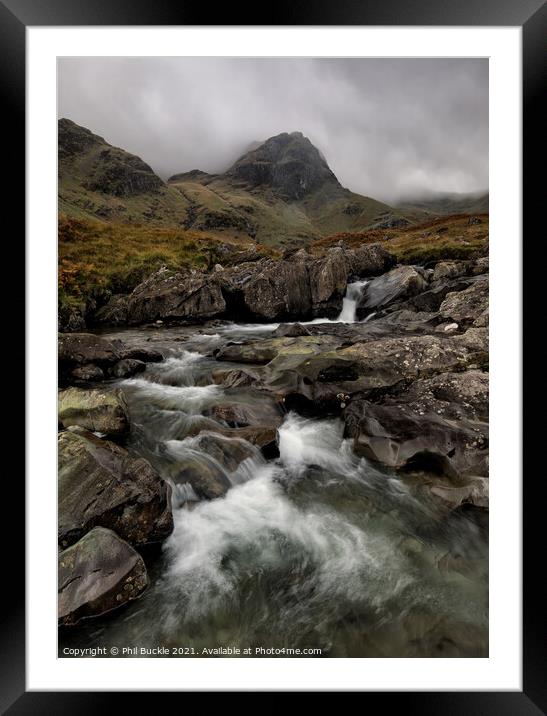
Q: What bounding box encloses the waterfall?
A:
[337,280,368,322]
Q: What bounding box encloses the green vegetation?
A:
[311,214,489,265]
[58,214,270,316]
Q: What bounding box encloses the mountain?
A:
[58,120,417,247]
[167,131,414,246]
[396,191,489,217]
[58,118,193,226]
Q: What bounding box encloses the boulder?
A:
[211,368,259,388]
[188,432,261,471]
[126,267,226,324]
[70,364,105,382]
[58,303,86,333]
[471,257,489,275]
[399,276,474,313]
[93,294,129,326]
[336,333,486,389]
[184,421,279,459]
[356,266,428,318]
[208,400,283,428]
[58,527,148,626]
[272,323,312,338]
[430,478,489,510]
[170,453,231,500]
[58,429,173,548]
[58,333,120,369]
[222,259,312,321]
[308,248,348,318]
[431,261,471,283]
[58,387,130,436]
[347,243,396,277]
[215,335,340,365]
[343,398,488,479]
[108,358,146,379]
[120,346,164,363]
[440,277,488,327]
[396,370,489,421]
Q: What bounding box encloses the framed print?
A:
[3,0,544,709]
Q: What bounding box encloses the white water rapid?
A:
[59,323,488,658]
[336,280,368,323]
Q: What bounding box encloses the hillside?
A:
[59,120,419,247]
[311,213,489,264]
[168,131,415,247]
[58,118,195,227]
[396,191,489,217]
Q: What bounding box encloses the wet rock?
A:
[230,426,279,458]
[308,248,348,318]
[214,340,280,364]
[120,346,164,363]
[58,387,130,436]
[171,453,231,500]
[93,294,129,326]
[58,332,120,370]
[337,334,486,389]
[211,368,259,388]
[222,259,312,321]
[471,257,489,275]
[108,358,146,379]
[343,398,488,479]
[430,478,489,510]
[208,400,283,428]
[272,323,312,337]
[431,261,471,283]
[184,421,279,459]
[70,364,105,382]
[58,429,173,548]
[126,267,226,324]
[58,527,148,626]
[347,243,396,277]
[400,276,474,313]
[396,370,488,421]
[189,432,261,471]
[58,303,86,333]
[356,266,428,318]
[440,277,488,328]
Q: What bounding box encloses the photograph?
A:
[57,56,490,659]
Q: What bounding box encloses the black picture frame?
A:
[4,0,545,711]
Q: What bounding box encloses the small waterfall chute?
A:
[336,280,368,323]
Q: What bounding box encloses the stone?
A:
[126,267,226,324]
[58,429,173,548]
[108,358,146,379]
[58,527,148,626]
[58,332,120,368]
[58,387,130,436]
[70,364,105,382]
[356,266,428,318]
[440,277,488,327]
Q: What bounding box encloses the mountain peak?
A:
[226,131,339,200]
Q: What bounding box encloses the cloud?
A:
[58,57,488,203]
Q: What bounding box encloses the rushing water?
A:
[60,322,488,658]
[337,280,368,323]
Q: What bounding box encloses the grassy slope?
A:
[311,213,489,264]
[168,176,414,248]
[396,192,489,218]
[58,214,275,315]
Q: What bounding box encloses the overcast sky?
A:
[58,57,488,203]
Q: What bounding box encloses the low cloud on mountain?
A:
[58,57,488,203]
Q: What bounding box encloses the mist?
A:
[57,57,488,204]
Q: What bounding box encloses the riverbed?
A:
[59,303,488,658]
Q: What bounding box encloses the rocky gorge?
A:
[58,242,489,657]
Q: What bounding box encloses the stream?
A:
[60,284,488,657]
